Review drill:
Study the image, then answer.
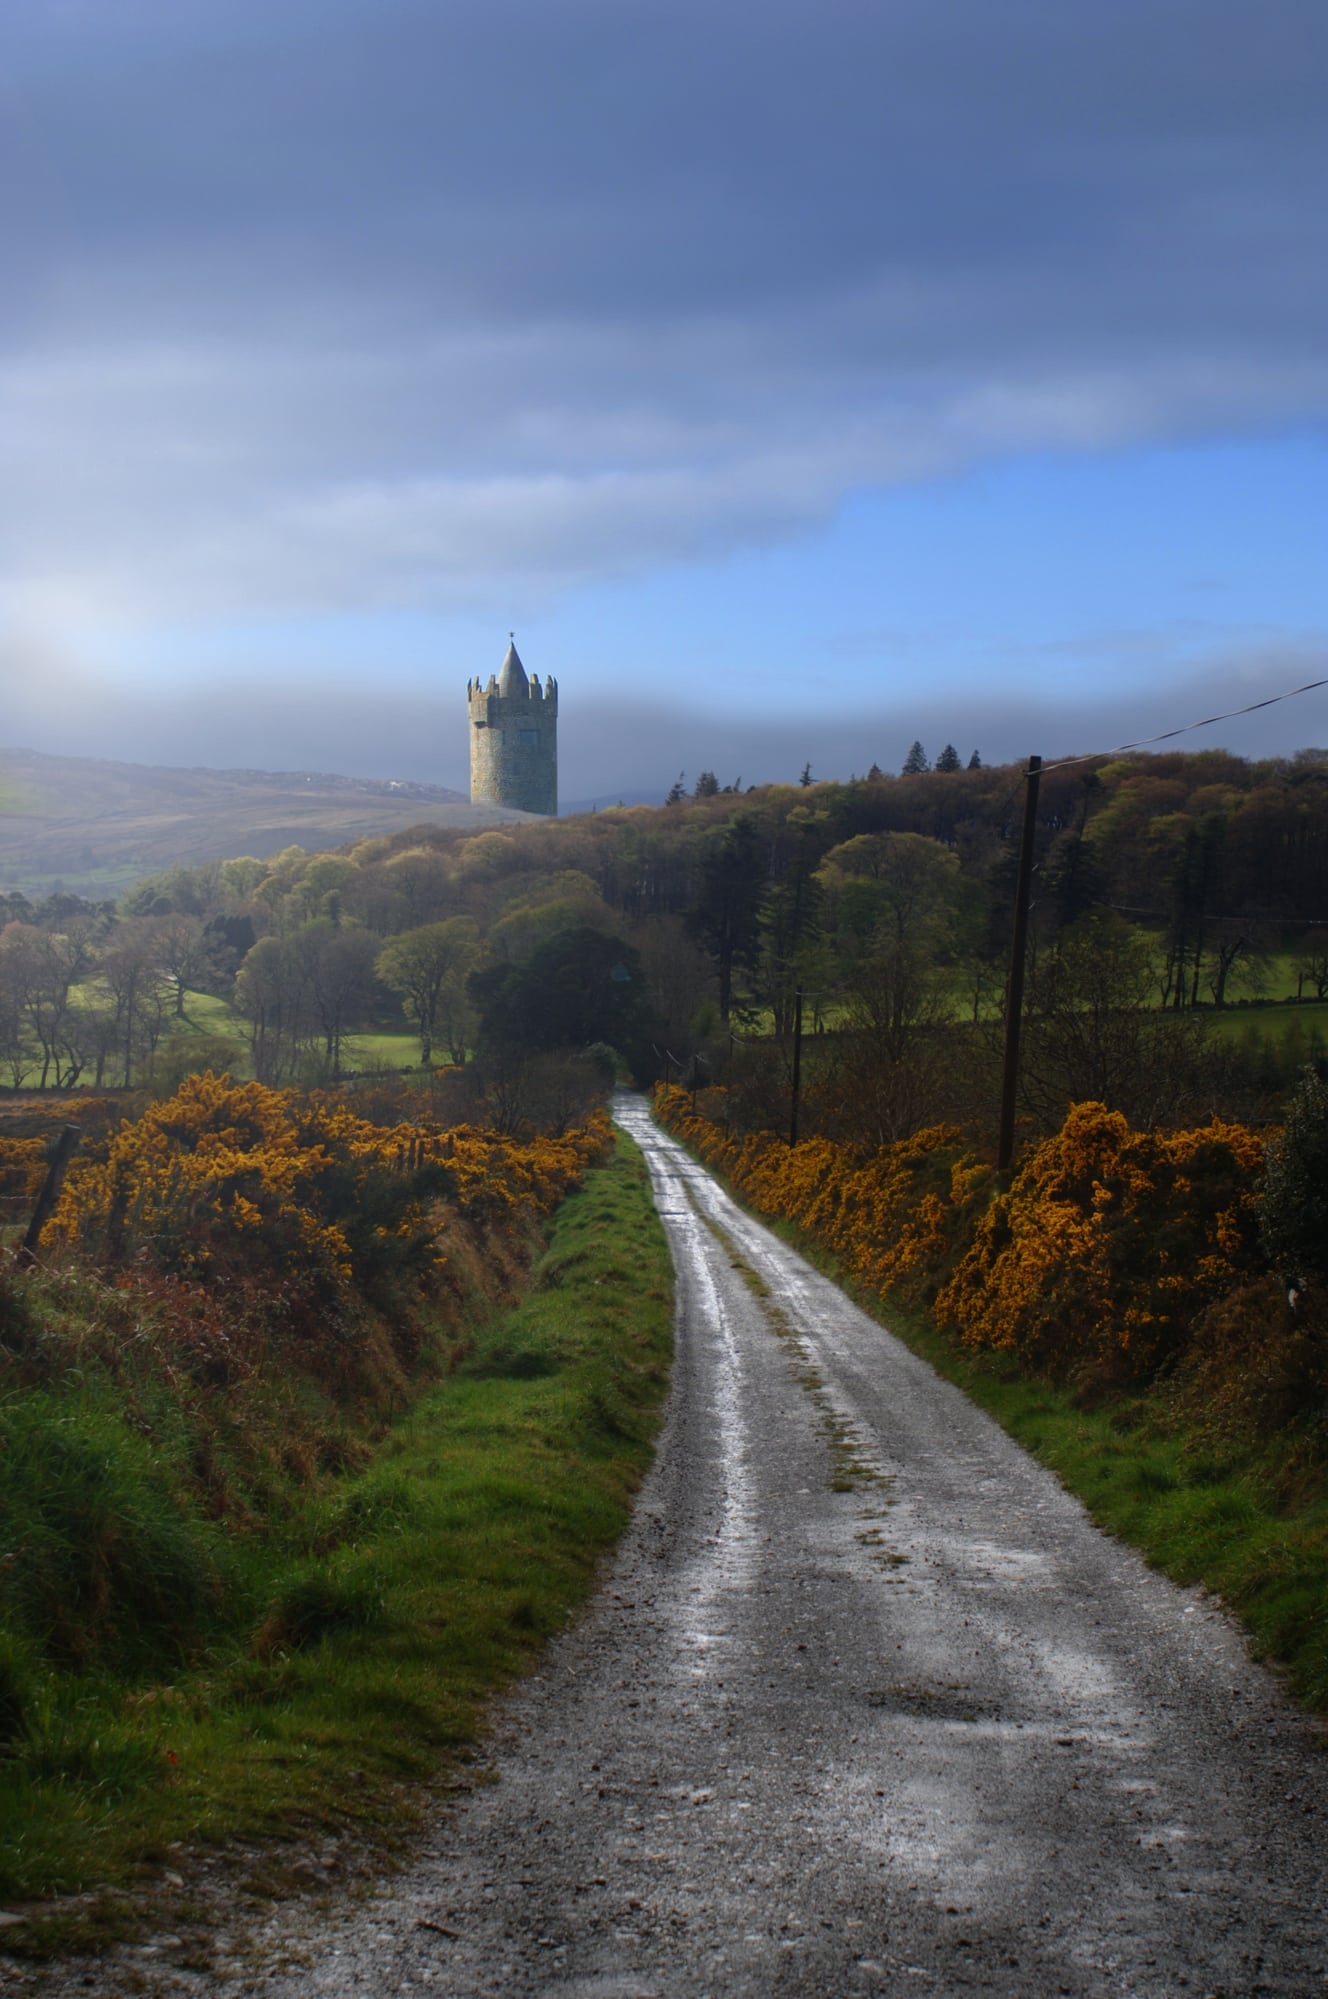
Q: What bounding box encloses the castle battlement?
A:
[468,640,558,815]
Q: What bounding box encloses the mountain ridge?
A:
[0,746,532,899]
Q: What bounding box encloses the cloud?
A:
[2,0,1326,638]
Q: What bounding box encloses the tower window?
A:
[518,728,541,746]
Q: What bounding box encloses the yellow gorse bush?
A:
[654,1086,991,1306]
[655,1086,1265,1389]
[48,1072,610,1297]
[0,1135,54,1209]
[935,1102,1264,1384]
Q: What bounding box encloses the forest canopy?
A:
[2,746,1326,1144]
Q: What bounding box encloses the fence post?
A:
[17,1124,81,1269]
[997,756,1042,1171]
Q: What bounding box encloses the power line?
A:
[1043,674,1328,773]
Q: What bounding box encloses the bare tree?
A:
[292,921,380,1078]
[1293,929,1328,1001]
[154,912,219,1016]
[0,920,96,1086]
[97,919,172,1086]
[1019,911,1214,1130]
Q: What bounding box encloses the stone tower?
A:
[467,638,558,816]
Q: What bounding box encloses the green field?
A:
[164,992,422,1080]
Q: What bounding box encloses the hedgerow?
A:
[44,1070,609,1304]
[0,1076,613,1706]
[654,1084,1266,1393]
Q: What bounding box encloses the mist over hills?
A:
[0,748,531,899]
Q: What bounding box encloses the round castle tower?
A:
[467,639,558,816]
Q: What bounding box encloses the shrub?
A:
[655,1086,1265,1395]
[0,1396,220,1671]
[1259,1066,1328,1290]
[46,1072,611,1302]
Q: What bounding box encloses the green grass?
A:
[340,1027,423,1071]
[0,1134,673,1947]
[1206,996,1328,1051]
[174,991,248,1042]
[142,995,422,1088]
[174,994,420,1074]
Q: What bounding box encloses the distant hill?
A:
[0,748,532,899]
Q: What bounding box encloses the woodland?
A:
[1,744,1326,1145]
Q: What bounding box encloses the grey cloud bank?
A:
[5,647,1323,810]
[3,0,1326,638]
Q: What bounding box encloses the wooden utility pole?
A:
[17,1124,80,1268]
[788,987,804,1148]
[997,757,1042,1172]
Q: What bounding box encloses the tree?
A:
[235,934,315,1083]
[1259,1067,1328,1289]
[665,773,687,805]
[902,742,930,775]
[816,832,970,1143]
[154,912,219,1016]
[0,919,96,1087]
[376,916,479,1064]
[1019,910,1209,1130]
[687,814,768,1022]
[759,807,831,1037]
[935,744,961,772]
[97,919,172,1087]
[1293,930,1328,1002]
[693,771,720,798]
[291,921,380,1078]
[967,750,982,770]
[799,762,814,788]
[472,927,652,1075]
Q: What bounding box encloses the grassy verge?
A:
[661,1119,1328,1723]
[0,1132,673,1952]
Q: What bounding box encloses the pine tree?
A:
[902,742,930,775]
[665,772,687,805]
[935,743,961,772]
[799,762,814,788]
[967,750,982,770]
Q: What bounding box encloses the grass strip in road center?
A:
[1,1132,673,1960]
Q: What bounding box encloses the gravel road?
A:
[25,1096,1328,1996]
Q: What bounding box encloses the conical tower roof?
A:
[497,638,528,696]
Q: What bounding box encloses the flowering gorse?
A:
[655,1085,1264,1389]
[47,1072,610,1299]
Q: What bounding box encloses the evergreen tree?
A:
[935,744,961,772]
[799,762,814,788]
[665,773,687,805]
[687,814,768,1021]
[693,770,720,797]
[902,742,930,775]
[967,750,982,770]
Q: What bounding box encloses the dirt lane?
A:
[33,1096,1328,1996]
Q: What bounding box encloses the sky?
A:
[3,0,1326,805]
